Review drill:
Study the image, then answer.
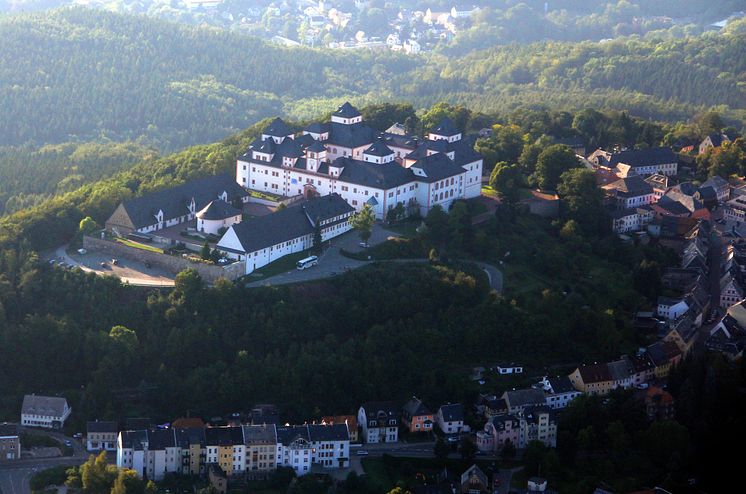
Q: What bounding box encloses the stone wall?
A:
[83,236,245,283]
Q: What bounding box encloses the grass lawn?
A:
[248,248,315,279]
[249,190,284,201]
[115,238,164,254]
[384,218,421,238]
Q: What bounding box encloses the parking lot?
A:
[47,245,175,287]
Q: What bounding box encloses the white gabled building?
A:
[358,402,399,443]
[216,193,355,274]
[21,395,71,429]
[235,103,482,221]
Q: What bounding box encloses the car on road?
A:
[359,242,369,248]
[48,259,56,265]
[447,435,460,443]
[77,248,87,255]
[356,450,369,456]
[64,439,73,447]
[636,383,649,390]
[73,433,83,439]
[100,261,108,268]
[111,258,119,265]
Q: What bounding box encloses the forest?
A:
[0,7,744,153]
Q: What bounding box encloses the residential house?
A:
[603,174,656,209]
[307,424,350,470]
[519,406,557,448]
[657,296,689,320]
[723,195,746,222]
[321,415,358,443]
[699,133,732,155]
[540,377,582,409]
[700,175,730,203]
[607,358,634,390]
[205,426,245,476]
[21,395,71,429]
[611,205,655,234]
[175,427,206,476]
[207,465,228,494]
[243,424,277,477]
[358,402,399,443]
[494,364,523,374]
[707,313,746,359]
[436,403,464,435]
[568,364,614,396]
[644,173,671,199]
[646,341,683,378]
[105,174,248,236]
[477,414,520,454]
[609,147,679,177]
[460,464,490,494]
[87,421,118,451]
[501,389,546,414]
[402,397,434,434]
[720,272,745,308]
[645,387,675,421]
[216,193,354,274]
[0,423,20,460]
[275,426,312,475]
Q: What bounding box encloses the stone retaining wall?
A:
[83,236,245,282]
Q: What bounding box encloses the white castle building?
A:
[235,102,483,219]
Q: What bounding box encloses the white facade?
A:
[357,406,399,444]
[236,106,483,221]
[436,407,464,435]
[20,396,71,429]
[657,298,689,320]
[616,161,678,177]
[196,214,241,236]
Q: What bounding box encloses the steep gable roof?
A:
[609,147,678,168]
[431,117,460,136]
[264,117,293,137]
[116,174,248,230]
[221,194,352,254]
[333,102,361,118]
[196,200,241,221]
[21,395,68,417]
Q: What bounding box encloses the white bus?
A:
[296,255,319,270]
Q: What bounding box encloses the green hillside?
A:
[0,7,744,152]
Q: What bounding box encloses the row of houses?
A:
[117,423,350,480]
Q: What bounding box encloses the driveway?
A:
[245,224,398,287]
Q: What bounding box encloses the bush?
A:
[30,466,70,491]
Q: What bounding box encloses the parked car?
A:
[111,258,119,265]
[77,248,87,255]
[356,450,369,456]
[359,242,370,248]
[64,440,73,447]
[48,259,56,265]
[636,383,649,390]
[100,261,108,268]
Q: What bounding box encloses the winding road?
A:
[0,430,88,494]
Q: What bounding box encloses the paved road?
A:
[0,430,88,494]
[246,224,397,287]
